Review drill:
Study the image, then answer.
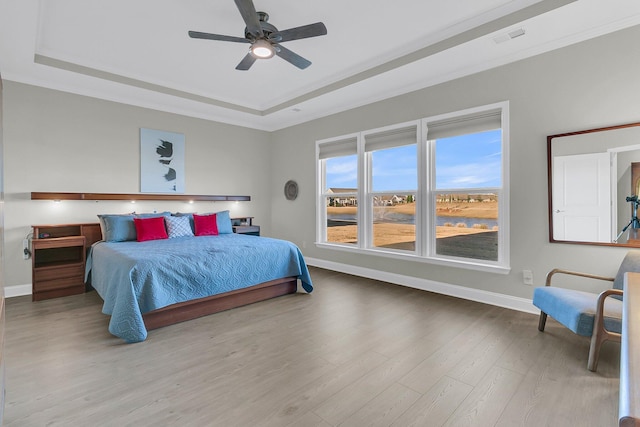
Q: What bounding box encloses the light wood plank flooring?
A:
[4,267,620,426]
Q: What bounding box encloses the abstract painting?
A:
[140,128,185,193]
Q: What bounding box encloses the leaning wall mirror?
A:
[548,121,640,247]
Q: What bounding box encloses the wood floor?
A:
[4,267,620,426]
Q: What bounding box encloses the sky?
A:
[325,129,502,191]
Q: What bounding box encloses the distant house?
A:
[373,194,408,206]
[328,190,413,207]
[391,195,405,204]
[327,188,358,206]
[437,193,497,203]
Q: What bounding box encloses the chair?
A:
[533,251,640,371]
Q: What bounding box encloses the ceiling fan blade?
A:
[234,0,263,38]
[273,22,327,43]
[236,53,257,70]
[274,44,312,69]
[188,31,249,43]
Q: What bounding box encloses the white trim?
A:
[607,143,640,153]
[305,257,536,314]
[316,240,510,275]
[4,284,32,298]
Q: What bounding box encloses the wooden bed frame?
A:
[79,222,300,334]
[142,276,299,330]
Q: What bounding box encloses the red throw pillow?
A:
[133,217,168,242]
[193,213,219,236]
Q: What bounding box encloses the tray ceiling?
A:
[1,0,640,130]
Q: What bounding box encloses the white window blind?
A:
[318,137,357,159]
[364,126,417,152]
[426,109,501,140]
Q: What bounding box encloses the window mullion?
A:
[317,159,325,244]
[416,124,427,257]
[425,135,437,257]
[357,133,367,249]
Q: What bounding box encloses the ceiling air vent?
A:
[493,28,526,44]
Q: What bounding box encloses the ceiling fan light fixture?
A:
[188,0,327,70]
[251,39,274,58]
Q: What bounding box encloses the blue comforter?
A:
[86,234,312,342]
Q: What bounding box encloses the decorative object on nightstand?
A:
[31,223,102,301]
[231,217,260,236]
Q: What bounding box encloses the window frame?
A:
[363,122,421,255]
[316,133,360,248]
[316,102,510,274]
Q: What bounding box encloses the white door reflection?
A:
[552,152,611,242]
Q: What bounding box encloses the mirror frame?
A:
[548,121,640,247]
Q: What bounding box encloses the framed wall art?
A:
[140,128,185,193]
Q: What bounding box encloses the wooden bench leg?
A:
[588,330,604,372]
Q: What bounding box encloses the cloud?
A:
[327,159,357,175]
[437,160,501,188]
[327,158,357,185]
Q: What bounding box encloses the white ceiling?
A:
[2,0,640,131]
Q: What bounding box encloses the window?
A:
[317,135,358,245]
[365,125,418,253]
[316,102,509,272]
[428,109,504,263]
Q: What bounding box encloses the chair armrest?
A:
[598,288,624,299]
[594,288,623,337]
[545,268,615,287]
[596,288,624,317]
[589,288,624,371]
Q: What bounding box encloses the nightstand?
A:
[231,217,260,236]
[31,223,102,301]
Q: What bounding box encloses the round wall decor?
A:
[284,180,299,200]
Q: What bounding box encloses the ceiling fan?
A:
[188,0,327,71]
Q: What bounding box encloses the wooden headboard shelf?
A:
[31,192,250,202]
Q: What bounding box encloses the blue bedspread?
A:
[86,234,312,343]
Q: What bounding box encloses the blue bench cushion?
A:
[533,286,622,336]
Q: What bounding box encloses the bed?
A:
[86,233,313,343]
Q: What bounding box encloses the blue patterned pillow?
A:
[165,215,194,238]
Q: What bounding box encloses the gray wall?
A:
[270,25,640,299]
[3,25,640,299]
[2,83,272,288]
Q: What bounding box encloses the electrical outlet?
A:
[22,238,31,260]
[302,241,307,249]
[522,269,533,285]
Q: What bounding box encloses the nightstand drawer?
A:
[233,225,260,236]
[32,236,85,250]
[34,264,84,282]
[35,275,84,292]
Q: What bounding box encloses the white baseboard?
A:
[6,262,538,314]
[4,284,32,298]
[305,257,538,315]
